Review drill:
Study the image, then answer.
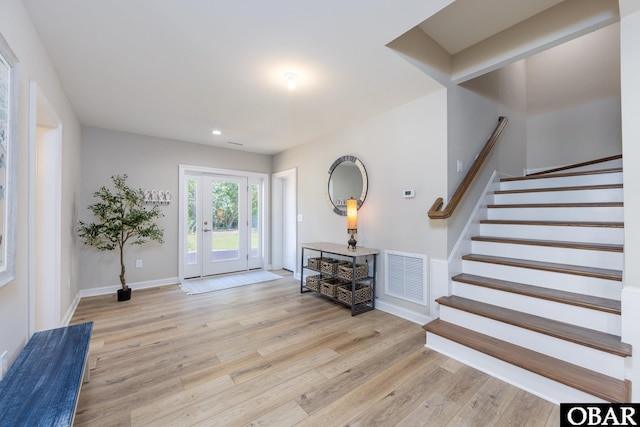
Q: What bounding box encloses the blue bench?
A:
[0,322,93,426]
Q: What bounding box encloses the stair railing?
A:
[428,116,508,219]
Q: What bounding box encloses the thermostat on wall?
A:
[403,189,415,198]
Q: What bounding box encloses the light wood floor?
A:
[71,271,560,426]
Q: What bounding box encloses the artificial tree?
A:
[78,174,164,300]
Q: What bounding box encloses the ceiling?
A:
[22,0,570,155]
[418,0,566,54]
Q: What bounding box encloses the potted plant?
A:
[78,174,164,301]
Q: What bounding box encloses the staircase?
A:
[423,155,631,404]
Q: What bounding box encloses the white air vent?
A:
[384,250,427,305]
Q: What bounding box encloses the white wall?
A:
[444,73,501,253]
[526,23,622,169]
[497,60,528,177]
[620,1,640,401]
[273,91,448,317]
[0,0,82,363]
[79,127,272,291]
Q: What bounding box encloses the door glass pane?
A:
[211,181,239,262]
[251,183,260,257]
[186,178,198,265]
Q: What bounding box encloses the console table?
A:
[300,242,378,315]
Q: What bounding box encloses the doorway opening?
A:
[272,168,297,273]
[28,82,62,334]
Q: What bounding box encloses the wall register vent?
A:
[384,250,427,305]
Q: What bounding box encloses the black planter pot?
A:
[117,288,132,301]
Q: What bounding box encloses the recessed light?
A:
[211,130,222,135]
[284,72,298,90]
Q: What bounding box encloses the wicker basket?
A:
[320,278,345,298]
[320,259,341,275]
[337,263,368,281]
[337,283,372,305]
[308,257,331,270]
[305,274,322,291]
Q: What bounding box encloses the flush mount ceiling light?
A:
[284,72,298,90]
[211,129,222,135]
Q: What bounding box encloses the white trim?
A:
[375,299,431,325]
[28,81,63,334]
[622,287,640,402]
[61,293,82,326]
[78,276,180,298]
[429,258,449,319]
[447,170,501,266]
[272,168,297,274]
[28,83,37,334]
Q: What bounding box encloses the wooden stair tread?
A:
[436,295,631,357]
[462,253,622,281]
[452,273,621,314]
[488,202,623,208]
[501,167,622,182]
[479,219,624,228]
[423,319,630,403]
[471,236,623,252]
[494,183,622,195]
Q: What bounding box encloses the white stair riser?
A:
[471,241,623,270]
[500,173,622,191]
[462,260,622,300]
[425,333,608,404]
[493,188,623,205]
[479,224,624,245]
[486,206,623,222]
[452,282,620,335]
[438,306,625,380]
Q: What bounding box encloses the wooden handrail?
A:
[428,116,508,219]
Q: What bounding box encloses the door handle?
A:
[203,229,211,232]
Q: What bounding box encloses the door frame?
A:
[28,81,62,335]
[178,164,269,281]
[271,168,297,273]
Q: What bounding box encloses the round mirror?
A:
[327,155,368,216]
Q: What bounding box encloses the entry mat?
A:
[179,271,282,295]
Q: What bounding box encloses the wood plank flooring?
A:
[71,271,560,426]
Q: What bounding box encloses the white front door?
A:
[182,171,263,279]
[202,175,248,275]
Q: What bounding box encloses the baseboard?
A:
[78,276,179,298]
[375,299,431,325]
[61,293,83,326]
